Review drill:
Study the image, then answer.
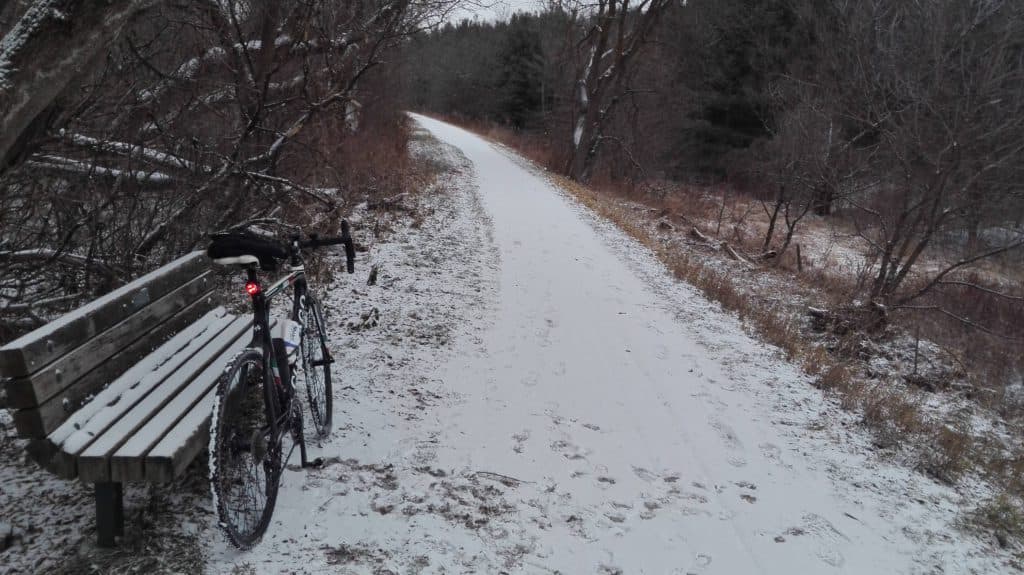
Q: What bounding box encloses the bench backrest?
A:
[0,251,216,439]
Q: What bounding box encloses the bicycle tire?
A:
[210,347,282,549]
[298,294,332,437]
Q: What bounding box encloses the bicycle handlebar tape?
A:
[341,221,356,274]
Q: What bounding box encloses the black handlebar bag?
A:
[207,232,288,271]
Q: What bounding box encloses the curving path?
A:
[206,115,998,574]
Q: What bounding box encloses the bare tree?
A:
[554,0,671,182]
[793,0,1024,311]
[0,0,456,337]
[0,0,162,168]
[754,99,866,261]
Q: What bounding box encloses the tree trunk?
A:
[565,0,670,182]
[812,183,833,216]
[0,0,159,170]
[763,187,785,251]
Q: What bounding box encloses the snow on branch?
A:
[0,294,79,313]
[26,154,176,189]
[0,248,117,277]
[138,33,357,104]
[241,171,337,209]
[0,0,61,92]
[0,0,160,168]
[63,133,199,172]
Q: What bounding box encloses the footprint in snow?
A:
[512,430,530,454]
[708,417,743,450]
[550,439,590,460]
[632,466,659,482]
[685,553,713,573]
[728,456,748,468]
[640,499,661,520]
[759,442,788,467]
[521,371,540,387]
[799,513,850,568]
[692,388,729,411]
[553,361,567,376]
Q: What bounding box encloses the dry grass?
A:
[907,277,1024,412]
[566,181,1015,489]
[967,495,1024,558]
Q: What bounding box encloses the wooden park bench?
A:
[0,251,256,547]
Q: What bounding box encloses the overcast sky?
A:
[447,0,548,23]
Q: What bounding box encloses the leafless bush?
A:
[795,0,1024,308]
[0,0,456,339]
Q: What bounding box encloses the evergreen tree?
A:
[496,15,544,129]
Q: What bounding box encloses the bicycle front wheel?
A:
[298,294,332,437]
[210,347,282,549]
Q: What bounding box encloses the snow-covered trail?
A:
[406,117,923,573]
[205,116,998,574]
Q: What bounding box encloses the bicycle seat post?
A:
[287,235,302,268]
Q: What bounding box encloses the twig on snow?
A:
[473,471,532,486]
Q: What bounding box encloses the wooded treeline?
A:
[1,0,1022,348]
[0,0,457,340]
[402,0,1024,326]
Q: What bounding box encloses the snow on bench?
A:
[77,315,252,482]
[47,309,239,479]
[0,250,255,547]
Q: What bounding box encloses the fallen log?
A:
[690,226,713,243]
[721,241,750,264]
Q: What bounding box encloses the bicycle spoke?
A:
[297,296,332,437]
[211,348,281,549]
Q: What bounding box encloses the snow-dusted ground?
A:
[0,117,1010,573]
[199,116,1010,573]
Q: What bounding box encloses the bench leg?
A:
[95,482,124,547]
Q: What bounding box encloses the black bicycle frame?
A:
[245,238,309,354]
[243,253,309,457]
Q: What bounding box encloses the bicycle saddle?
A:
[207,232,288,270]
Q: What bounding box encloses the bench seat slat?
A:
[50,308,232,448]
[0,252,208,377]
[4,271,215,409]
[143,320,275,483]
[145,387,218,483]
[146,382,220,480]
[77,316,252,482]
[45,309,233,478]
[110,328,257,482]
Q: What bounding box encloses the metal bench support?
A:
[95,482,124,547]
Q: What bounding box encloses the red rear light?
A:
[245,281,261,296]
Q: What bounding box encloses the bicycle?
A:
[205,223,356,549]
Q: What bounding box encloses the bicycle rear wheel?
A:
[298,294,332,437]
[210,347,282,549]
